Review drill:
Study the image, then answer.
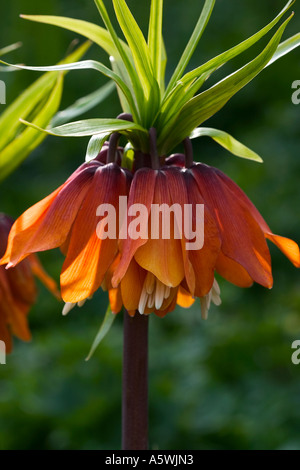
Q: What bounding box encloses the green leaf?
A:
[20,14,127,59]
[0,59,139,122]
[111,0,160,125]
[148,0,163,85]
[190,127,263,162]
[267,33,300,67]
[0,41,90,151]
[160,38,167,93]
[20,117,147,137]
[166,0,216,95]
[85,133,109,161]
[94,0,147,124]
[85,305,116,361]
[110,56,132,114]
[51,81,115,127]
[158,15,292,154]
[112,0,155,98]
[0,42,22,57]
[180,0,295,87]
[0,74,63,182]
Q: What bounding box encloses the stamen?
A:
[155,278,165,310]
[200,278,222,319]
[145,272,155,295]
[138,286,148,315]
[147,293,155,309]
[164,285,171,299]
[138,273,171,313]
[62,302,76,316]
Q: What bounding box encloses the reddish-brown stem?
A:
[184,137,194,168]
[107,132,120,164]
[149,127,160,170]
[122,311,149,450]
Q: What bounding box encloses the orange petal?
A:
[134,170,185,287]
[120,259,146,312]
[216,169,300,268]
[177,286,195,308]
[112,168,157,288]
[28,254,61,300]
[164,167,196,294]
[266,233,300,267]
[108,287,123,314]
[191,164,272,288]
[61,164,127,303]
[1,163,99,267]
[183,169,221,297]
[216,251,253,288]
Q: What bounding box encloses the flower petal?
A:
[183,169,222,296]
[120,259,146,312]
[112,168,157,288]
[191,164,273,288]
[266,233,300,267]
[166,167,196,294]
[177,286,195,308]
[61,164,127,302]
[28,254,61,300]
[216,169,300,268]
[216,250,253,287]
[134,170,185,287]
[1,164,98,267]
[108,287,123,314]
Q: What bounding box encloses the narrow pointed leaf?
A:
[112,0,155,98]
[267,33,300,66]
[190,127,263,162]
[85,133,109,161]
[20,117,147,137]
[159,16,292,153]
[0,41,90,151]
[148,0,163,84]
[20,14,130,59]
[0,42,22,57]
[110,56,133,114]
[85,305,116,361]
[1,59,139,121]
[51,81,115,127]
[94,0,146,121]
[0,75,63,181]
[180,0,295,87]
[166,0,215,94]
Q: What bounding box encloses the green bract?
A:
[5,0,300,161]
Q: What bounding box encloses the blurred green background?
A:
[1,0,300,450]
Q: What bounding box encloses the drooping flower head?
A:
[1,0,300,325]
[0,213,60,352]
[1,147,132,312]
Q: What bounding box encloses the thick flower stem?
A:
[122,310,149,450]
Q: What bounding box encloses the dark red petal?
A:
[191,164,273,288]
[61,164,127,302]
